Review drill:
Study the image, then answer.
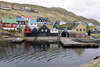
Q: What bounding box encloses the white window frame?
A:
[45,29,47,32]
[41,29,43,32]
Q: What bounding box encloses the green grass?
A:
[88,26,96,30]
[56,23,74,28]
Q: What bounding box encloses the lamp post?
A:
[66,26,68,38]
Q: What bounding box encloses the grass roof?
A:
[96,28,100,31]
[56,23,74,28]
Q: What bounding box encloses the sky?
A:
[1,0,100,22]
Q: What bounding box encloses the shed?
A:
[50,28,58,36]
[61,31,69,37]
[24,27,32,37]
[38,25,50,36]
[32,28,38,37]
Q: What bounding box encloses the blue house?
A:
[28,18,38,30]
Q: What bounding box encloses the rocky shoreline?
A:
[79,57,100,67]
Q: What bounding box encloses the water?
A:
[0,41,100,67]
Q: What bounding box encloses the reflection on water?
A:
[0,41,100,67]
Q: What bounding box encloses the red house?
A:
[24,27,32,33]
[0,5,10,10]
[23,16,32,21]
[24,27,32,37]
[1,18,17,30]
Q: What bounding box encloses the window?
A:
[41,29,43,32]
[29,29,31,31]
[25,29,27,31]
[80,29,82,31]
[83,29,85,31]
[45,29,47,32]
[13,24,16,27]
[76,29,78,31]
[5,24,7,26]
[9,24,11,26]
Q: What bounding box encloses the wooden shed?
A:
[38,25,50,36]
[24,27,32,37]
[32,28,38,37]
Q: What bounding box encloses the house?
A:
[61,30,69,37]
[66,23,75,33]
[19,8,24,11]
[28,19,38,30]
[88,22,94,26]
[24,27,32,37]
[15,18,26,28]
[16,16,23,18]
[78,21,87,27]
[23,16,32,21]
[94,28,100,34]
[55,23,75,32]
[32,28,38,37]
[59,21,66,25]
[24,7,31,11]
[37,17,50,24]
[0,5,10,10]
[50,28,58,36]
[38,25,50,36]
[1,18,17,30]
[72,23,86,33]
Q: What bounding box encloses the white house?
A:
[24,7,31,11]
[88,22,94,26]
[28,19,38,30]
[50,28,58,33]
[59,21,66,25]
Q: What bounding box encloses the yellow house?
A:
[72,23,86,33]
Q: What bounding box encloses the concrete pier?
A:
[60,38,99,48]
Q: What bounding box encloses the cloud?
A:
[2,0,100,22]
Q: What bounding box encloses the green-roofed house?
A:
[15,18,26,28]
[94,28,100,34]
[55,23,75,33]
[1,18,17,30]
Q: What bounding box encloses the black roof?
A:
[72,23,80,29]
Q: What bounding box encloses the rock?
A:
[94,56,100,60]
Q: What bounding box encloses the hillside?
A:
[0,1,100,25]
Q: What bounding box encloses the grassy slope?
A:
[0,1,100,25]
[79,58,100,67]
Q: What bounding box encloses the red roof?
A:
[24,16,32,18]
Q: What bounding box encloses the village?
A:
[1,2,100,67]
[1,4,100,45]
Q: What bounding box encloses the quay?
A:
[0,37,99,48]
[60,37,99,48]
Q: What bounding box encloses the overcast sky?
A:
[2,0,100,22]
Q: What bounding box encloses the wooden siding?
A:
[24,27,32,33]
[2,23,17,28]
[72,23,86,33]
